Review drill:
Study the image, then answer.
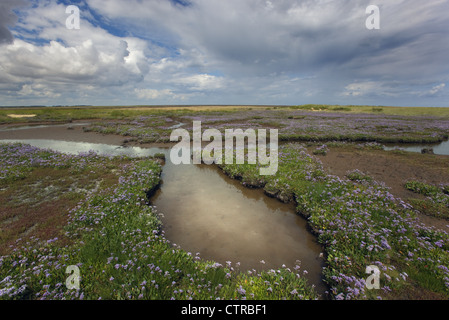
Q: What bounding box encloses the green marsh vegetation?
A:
[0,143,318,300]
[219,144,449,299]
[404,180,449,220]
[43,105,449,145]
[1,105,449,300]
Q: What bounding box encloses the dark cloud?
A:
[91,0,448,81]
[1,0,448,106]
[0,0,27,44]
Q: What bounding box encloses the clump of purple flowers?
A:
[221,142,449,299]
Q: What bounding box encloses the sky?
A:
[0,0,448,107]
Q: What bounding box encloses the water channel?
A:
[2,122,449,296]
[384,139,449,155]
[0,127,326,294]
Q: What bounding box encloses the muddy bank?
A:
[3,121,448,233]
[0,123,326,294]
[0,121,129,145]
[148,151,325,293]
[315,146,449,232]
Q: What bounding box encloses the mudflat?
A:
[0,121,128,145]
[315,146,449,232]
[2,120,448,234]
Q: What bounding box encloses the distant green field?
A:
[1,104,449,124]
[288,104,449,117]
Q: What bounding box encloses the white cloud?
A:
[343,81,381,97]
[0,0,153,105]
[135,88,178,100]
[1,0,448,106]
[429,83,446,95]
[0,37,145,85]
[173,74,225,91]
[85,0,449,80]
[18,83,61,99]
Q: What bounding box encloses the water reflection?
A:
[0,139,164,157]
[151,149,324,293]
[384,140,449,155]
[0,138,325,294]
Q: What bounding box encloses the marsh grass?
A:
[405,180,449,220]
[219,144,449,300]
[3,106,449,145]
[0,143,318,300]
[2,104,449,122]
[346,170,374,183]
[2,105,449,300]
[0,144,133,255]
[290,105,449,118]
[312,145,329,156]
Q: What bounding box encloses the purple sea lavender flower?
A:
[237,286,246,296]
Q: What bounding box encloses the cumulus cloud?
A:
[0,1,152,104]
[18,83,61,99]
[0,0,448,106]
[86,0,449,78]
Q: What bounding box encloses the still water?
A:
[384,139,449,155]
[0,138,325,293]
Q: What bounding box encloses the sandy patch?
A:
[7,114,37,118]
